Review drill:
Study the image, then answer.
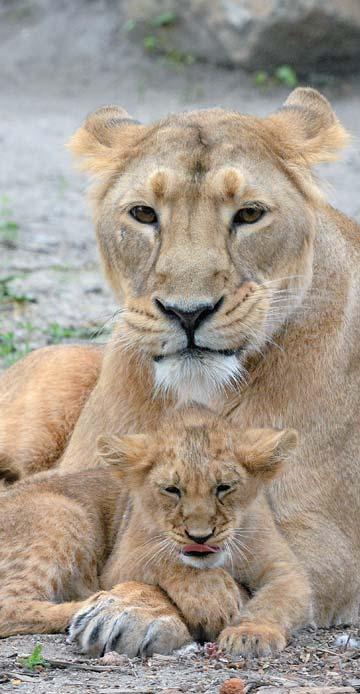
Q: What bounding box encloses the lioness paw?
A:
[69,591,191,658]
[218,622,286,658]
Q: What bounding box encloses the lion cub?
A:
[0,408,311,657]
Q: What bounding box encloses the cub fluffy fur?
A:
[0,88,359,626]
[0,409,310,657]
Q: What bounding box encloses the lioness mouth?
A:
[182,543,221,557]
[154,347,242,363]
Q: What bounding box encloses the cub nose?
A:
[155,298,223,339]
[185,531,213,544]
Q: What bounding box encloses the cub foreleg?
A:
[68,582,192,657]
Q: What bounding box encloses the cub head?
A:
[98,408,297,570]
[70,90,348,404]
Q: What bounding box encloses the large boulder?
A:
[124,0,360,75]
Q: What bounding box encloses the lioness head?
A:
[98,408,297,569]
[70,89,348,403]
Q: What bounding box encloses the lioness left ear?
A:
[267,87,349,166]
[96,433,150,473]
[239,428,298,481]
[68,105,144,176]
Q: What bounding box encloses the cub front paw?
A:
[69,589,191,658]
[218,622,286,657]
[177,570,242,642]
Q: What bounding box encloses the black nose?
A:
[155,298,222,342]
[185,531,213,544]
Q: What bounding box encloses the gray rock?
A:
[124,0,360,75]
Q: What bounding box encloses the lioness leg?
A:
[0,344,102,482]
[69,582,192,657]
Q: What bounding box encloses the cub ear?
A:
[96,433,150,474]
[68,105,143,175]
[239,428,298,481]
[267,87,349,167]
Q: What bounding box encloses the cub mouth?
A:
[182,543,221,557]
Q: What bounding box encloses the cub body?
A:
[0,409,310,657]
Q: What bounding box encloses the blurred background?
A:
[0,0,359,370]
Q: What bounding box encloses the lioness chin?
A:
[0,87,360,625]
[0,409,310,657]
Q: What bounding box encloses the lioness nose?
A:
[185,530,213,544]
[155,298,222,338]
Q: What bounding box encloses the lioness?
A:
[0,409,310,657]
[0,88,359,630]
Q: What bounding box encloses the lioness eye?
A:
[130,206,158,225]
[233,207,264,226]
[164,486,181,497]
[216,484,232,497]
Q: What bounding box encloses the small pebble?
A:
[175,642,200,657]
[205,642,220,658]
[335,634,360,649]
[219,678,245,694]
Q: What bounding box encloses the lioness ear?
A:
[68,105,143,175]
[267,88,349,166]
[239,428,298,481]
[96,433,150,473]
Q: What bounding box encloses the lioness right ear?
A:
[96,433,150,473]
[267,87,349,167]
[68,105,143,175]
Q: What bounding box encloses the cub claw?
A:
[69,592,191,658]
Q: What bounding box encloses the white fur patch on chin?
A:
[181,551,226,569]
[153,352,244,406]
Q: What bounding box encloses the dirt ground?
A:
[1,627,360,694]
[1,3,360,692]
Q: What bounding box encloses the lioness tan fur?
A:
[0,409,310,657]
[0,88,359,629]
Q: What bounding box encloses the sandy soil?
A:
[1,627,360,693]
[1,3,360,691]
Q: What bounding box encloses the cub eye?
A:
[130,205,158,225]
[216,484,232,497]
[164,486,181,497]
[233,207,264,226]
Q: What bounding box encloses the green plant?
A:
[254,65,299,89]
[123,18,136,33]
[151,11,177,27]
[164,48,195,68]
[19,644,48,671]
[0,321,35,367]
[275,65,298,88]
[0,196,19,247]
[0,331,17,360]
[143,34,158,51]
[254,70,269,87]
[47,323,97,344]
[126,10,193,68]
[0,275,34,305]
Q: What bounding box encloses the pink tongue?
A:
[183,544,219,554]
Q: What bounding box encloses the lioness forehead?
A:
[139,114,273,168]
[108,110,285,206]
